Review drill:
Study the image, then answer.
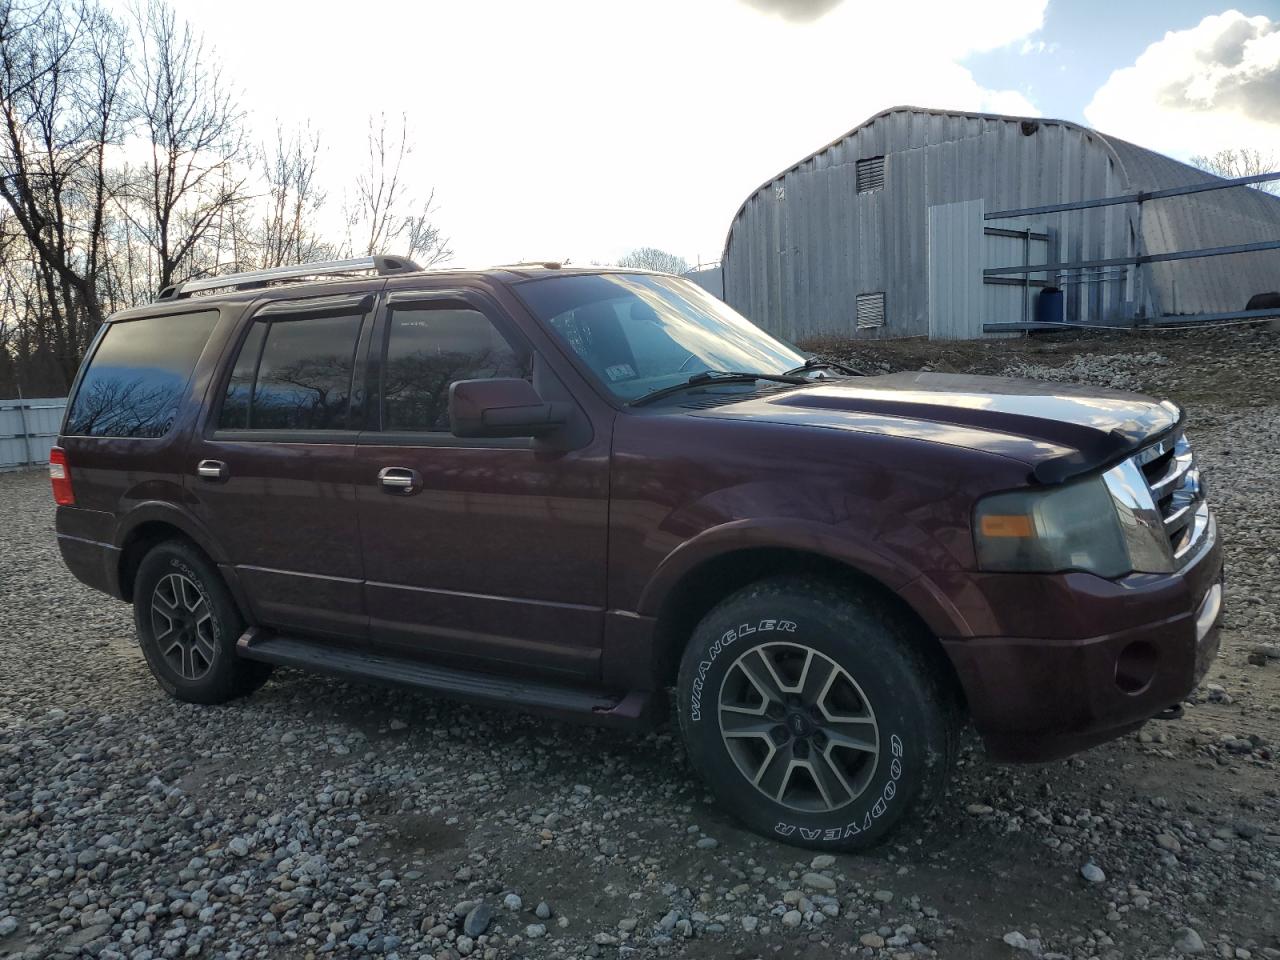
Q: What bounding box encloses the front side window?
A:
[218,311,363,431]
[65,310,219,438]
[382,307,528,432]
[514,273,804,402]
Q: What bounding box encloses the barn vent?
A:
[856,292,885,329]
[856,156,885,194]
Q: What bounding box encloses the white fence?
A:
[1,397,67,471]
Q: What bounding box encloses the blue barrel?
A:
[1036,287,1064,325]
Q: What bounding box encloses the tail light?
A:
[49,447,75,506]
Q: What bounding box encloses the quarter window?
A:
[65,310,219,438]
[218,311,363,431]
[382,307,528,432]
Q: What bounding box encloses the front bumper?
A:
[939,511,1223,762]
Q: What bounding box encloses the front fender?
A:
[635,517,972,640]
[636,516,915,611]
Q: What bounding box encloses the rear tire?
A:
[133,541,272,704]
[677,576,957,851]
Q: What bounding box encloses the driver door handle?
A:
[196,459,228,481]
[378,466,422,495]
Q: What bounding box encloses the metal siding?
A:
[928,200,986,339]
[724,107,1278,339]
[1,397,66,470]
[682,266,724,299]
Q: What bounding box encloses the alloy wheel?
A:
[151,573,216,681]
[717,641,880,813]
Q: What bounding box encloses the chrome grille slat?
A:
[1174,503,1214,562]
[1148,449,1194,498]
[1164,501,1194,534]
[1134,431,1208,569]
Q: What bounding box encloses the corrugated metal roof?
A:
[722,106,1280,337]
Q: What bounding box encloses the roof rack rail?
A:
[155,255,421,301]
[495,260,563,270]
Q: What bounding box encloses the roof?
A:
[725,104,1280,242]
[106,264,660,322]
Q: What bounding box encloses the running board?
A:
[235,628,659,728]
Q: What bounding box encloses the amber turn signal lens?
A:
[979,514,1033,538]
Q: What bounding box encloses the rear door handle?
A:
[196,459,228,481]
[378,466,422,495]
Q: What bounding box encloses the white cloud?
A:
[1084,10,1280,159]
[1018,38,1058,56]
[152,0,1046,267]
[979,89,1041,117]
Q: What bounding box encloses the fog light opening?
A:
[1115,641,1158,695]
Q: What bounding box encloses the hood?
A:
[694,371,1182,484]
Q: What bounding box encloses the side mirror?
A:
[449,378,570,439]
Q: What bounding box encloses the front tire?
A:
[133,541,272,704]
[677,576,956,851]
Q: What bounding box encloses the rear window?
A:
[217,311,364,431]
[65,310,219,438]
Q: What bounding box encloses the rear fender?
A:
[112,502,254,619]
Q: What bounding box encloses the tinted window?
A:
[218,319,267,430]
[65,310,219,437]
[383,307,528,432]
[246,313,362,430]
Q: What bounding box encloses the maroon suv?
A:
[52,256,1223,849]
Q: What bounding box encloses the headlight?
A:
[973,468,1167,578]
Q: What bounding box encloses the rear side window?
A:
[65,310,219,438]
[218,311,363,431]
[382,307,528,432]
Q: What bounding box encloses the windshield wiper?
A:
[629,370,809,407]
[786,356,865,377]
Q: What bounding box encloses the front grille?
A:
[1134,432,1210,565]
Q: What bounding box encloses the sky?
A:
[157,0,1280,270]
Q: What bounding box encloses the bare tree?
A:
[0,2,456,393]
[1190,148,1279,194]
[0,0,129,387]
[124,0,250,292]
[347,113,451,266]
[617,247,690,275]
[258,121,332,268]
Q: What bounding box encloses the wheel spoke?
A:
[798,651,836,704]
[735,649,787,705]
[180,578,203,613]
[808,752,855,808]
[154,577,179,611]
[754,748,795,802]
[153,609,175,639]
[719,711,777,741]
[193,631,216,667]
[824,728,878,754]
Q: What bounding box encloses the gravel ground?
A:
[2,327,1278,960]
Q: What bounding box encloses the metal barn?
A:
[718,106,1280,341]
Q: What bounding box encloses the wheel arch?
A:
[115,505,249,620]
[646,540,966,709]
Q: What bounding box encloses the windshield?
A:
[514,272,806,402]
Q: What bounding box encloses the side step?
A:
[236,628,660,728]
